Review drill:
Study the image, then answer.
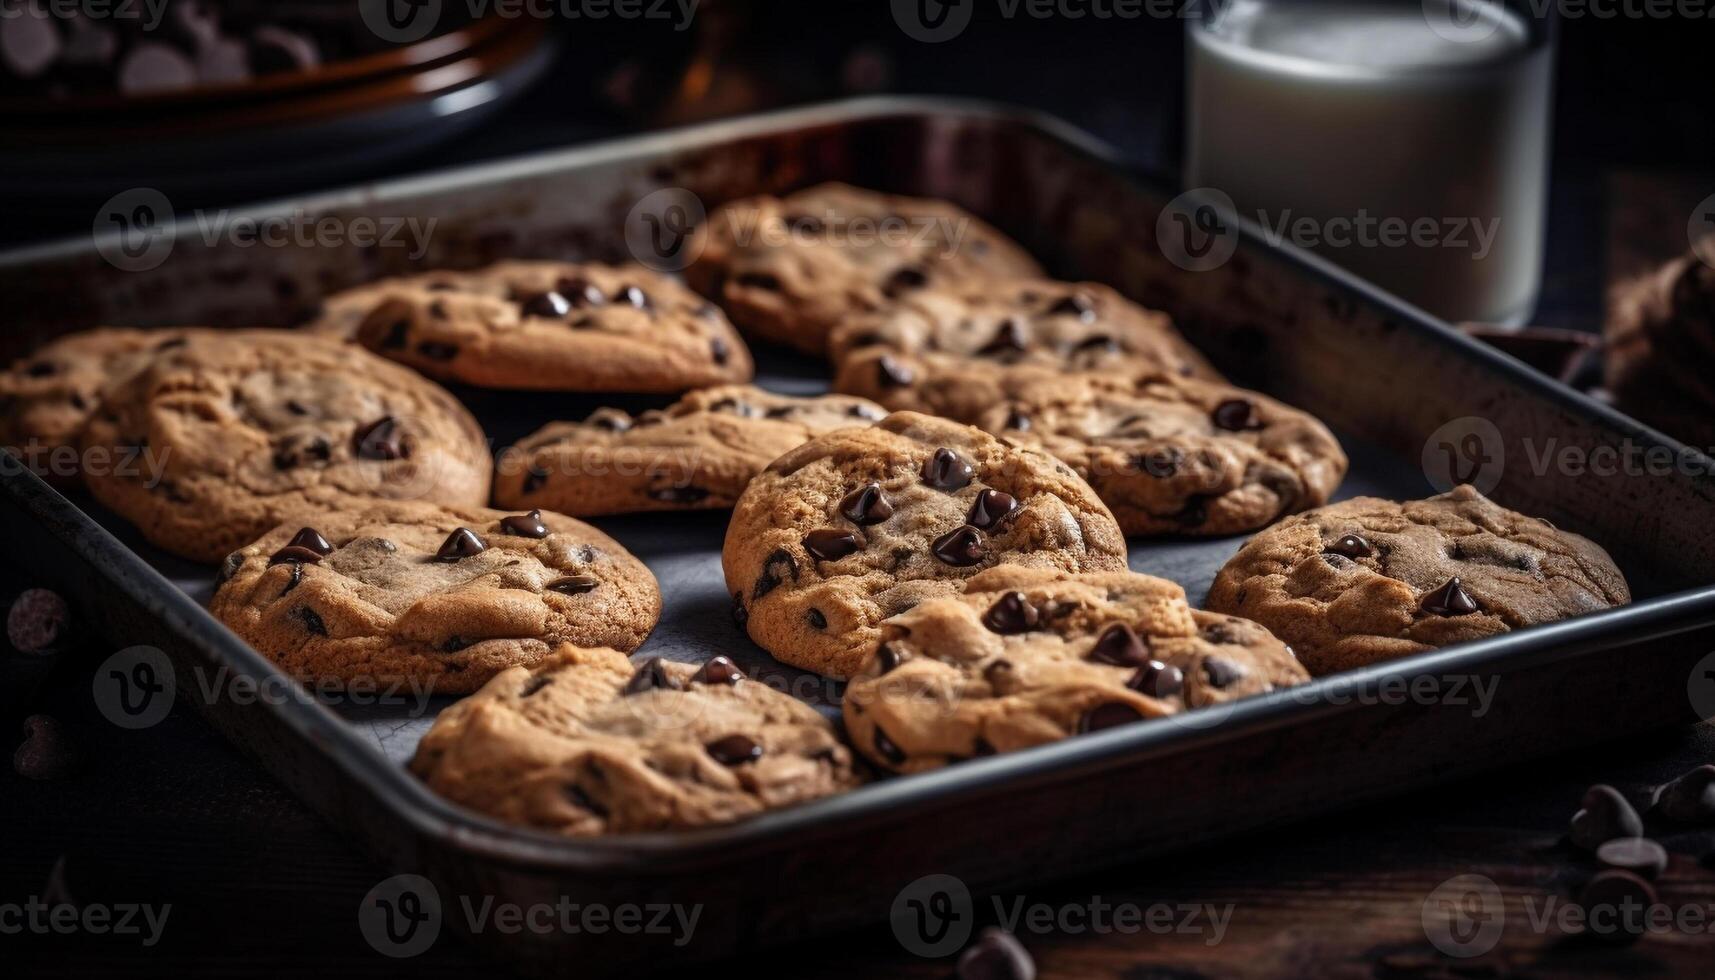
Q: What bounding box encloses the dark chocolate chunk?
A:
[804,528,860,562]
[1003,409,1031,432]
[416,342,459,361]
[956,927,1035,980]
[735,272,781,291]
[981,592,1039,634]
[1088,623,1150,667]
[752,548,799,599]
[877,355,916,388]
[884,265,929,296]
[1596,838,1669,880]
[873,726,907,766]
[353,417,408,460]
[547,576,599,595]
[558,277,606,307]
[966,489,1018,530]
[268,545,324,567]
[613,285,650,309]
[1577,870,1656,945]
[711,338,731,365]
[875,643,903,674]
[290,605,327,636]
[1326,533,1374,559]
[1128,661,1184,698]
[1211,398,1261,431]
[1651,765,1715,825]
[1420,577,1480,616]
[500,510,550,538]
[1202,656,1246,688]
[706,735,764,766]
[931,526,987,567]
[624,657,682,695]
[1570,784,1645,851]
[1139,447,1181,478]
[840,483,894,525]
[1046,293,1097,322]
[807,608,827,630]
[976,319,1028,355]
[288,527,334,555]
[521,290,572,318]
[434,527,487,562]
[692,656,744,686]
[921,447,974,490]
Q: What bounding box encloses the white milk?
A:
[1186,0,1554,325]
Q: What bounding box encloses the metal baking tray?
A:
[6,97,1715,975]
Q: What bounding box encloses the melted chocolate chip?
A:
[288,527,334,555]
[752,548,799,599]
[624,657,682,695]
[1128,661,1184,698]
[876,355,916,388]
[807,608,827,630]
[921,447,974,490]
[1047,293,1097,322]
[353,417,408,460]
[268,545,324,567]
[1326,533,1374,559]
[692,656,744,686]
[840,483,894,525]
[981,591,1040,634]
[1421,577,1480,616]
[521,290,573,318]
[547,575,599,595]
[873,726,907,766]
[804,528,860,562]
[1212,398,1261,431]
[1202,657,1246,689]
[500,510,550,538]
[1078,701,1143,734]
[434,527,487,562]
[706,735,763,766]
[1089,623,1150,667]
[931,525,987,567]
[290,605,327,636]
[966,489,1018,530]
[977,318,1028,355]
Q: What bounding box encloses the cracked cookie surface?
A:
[844,566,1308,773]
[409,645,860,834]
[307,260,753,392]
[495,384,886,516]
[211,503,661,694]
[685,183,1043,357]
[969,370,1347,536]
[1205,486,1631,675]
[723,411,1128,679]
[80,329,491,563]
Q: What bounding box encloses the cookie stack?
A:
[0,183,1634,838]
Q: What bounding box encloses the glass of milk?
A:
[1186,0,1556,326]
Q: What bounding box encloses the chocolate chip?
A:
[922,448,974,490]
[558,277,606,307]
[1139,448,1181,478]
[1651,765,1715,825]
[976,319,1028,355]
[290,606,327,636]
[495,510,548,539]
[434,527,487,562]
[520,675,552,697]
[752,548,799,599]
[876,643,903,674]
[1073,334,1119,354]
[1078,702,1143,734]
[730,592,748,627]
[1202,657,1246,688]
[440,636,472,653]
[521,290,572,318]
[840,483,895,525]
[587,409,632,433]
[1128,661,1184,698]
[1420,577,1480,616]
[24,361,56,377]
[804,528,860,562]
[268,545,324,567]
[416,342,459,361]
[692,656,745,686]
[607,285,646,309]
[808,608,827,629]
[1003,409,1031,432]
[1046,293,1097,322]
[1326,534,1374,559]
[282,528,332,555]
[1597,838,1669,880]
[1578,870,1656,945]
[711,338,730,365]
[649,486,711,504]
[1089,623,1150,667]
[883,265,929,296]
[966,489,1018,530]
[273,434,331,469]
[625,657,682,695]
[876,355,915,388]
[1212,398,1261,431]
[981,592,1039,634]
[547,575,599,595]
[523,465,550,494]
[956,927,1034,980]
[353,417,408,460]
[873,726,907,766]
[13,715,77,781]
[931,526,987,567]
[565,783,608,817]
[7,589,69,656]
[706,735,763,766]
[1570,784,1644,851]
[735,272,781,291]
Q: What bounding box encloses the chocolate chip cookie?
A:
[307,260,754,393]
[495,384,886,516]
[970,370,1347,536]
[843,566,1308,773]
[685,183,1044,357]
[1206,486,1632,675]
[81,330,491,563]
[0,328,188,485]
[723,411,1129,678]
[409,644,860,834]
[1607,252,1715,446]
[211,503,661,694]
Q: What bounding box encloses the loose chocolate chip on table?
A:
[649,486,711,504]
[977,318,1028,355]
[840,483,895,525]
[7,589,70,655]
[966,489,1019,531]
[931,525,988,567]
[956,927,1035,980]
[1088,623,1150,667]
[500,510,550,538]
[1578,869,1656,945]
[706,735,764,766]
[922,447,974,490]
[1078,701,1144,734]
[1046,293,1097,322]
[1326,533,1374,559]
[521,290,573,318]
[1129,660,1185,698]
[804,528,860,562]
[1597,838,1669,880]
[287,528,334,555]
[353,416,408,460]
[1570,784,1645,851]
[624,657,683,695]
[981,591,1040,634]
[268,545,324,567]
[434,527,487,562]
[752,548,799,599]
[807,608,827,629]
[1202,657,1247,688]
[1420,577,1480,616]
[547,575,599,595]
[876,354,916,388]
[1651,765,1715,825]
[692,656,745,686]
[13,715,78,781]
[1211,398,1261,431]
[873,726,907,767]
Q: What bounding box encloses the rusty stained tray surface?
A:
[5,98,1715,975]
